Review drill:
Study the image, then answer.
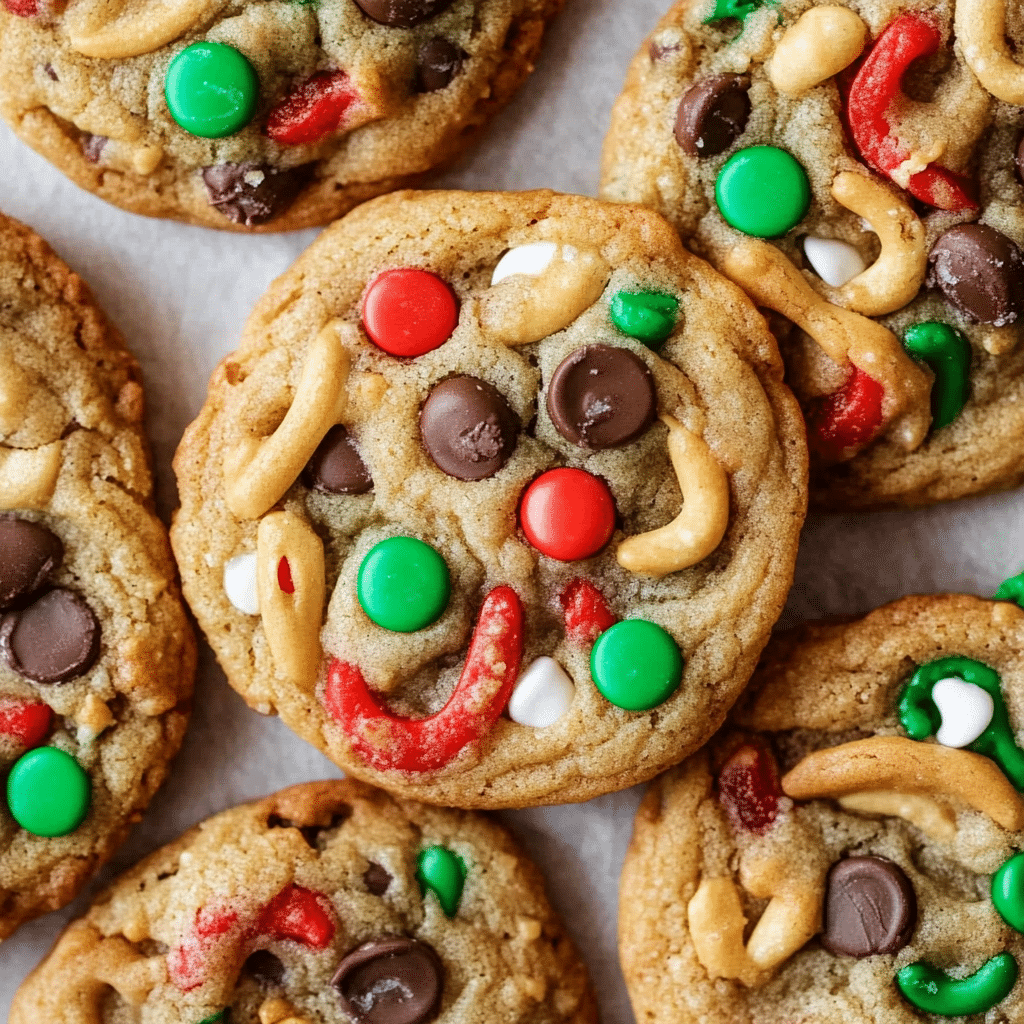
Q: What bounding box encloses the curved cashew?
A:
[616,414,729,577]
[223,320,352,522]
[768,6,867,96]
[257,511,326,691]
[720,239,931,451]
[781,736,1024,832]
[259,998,311,1024]
[955,0,1024,105]
[65,0,219,59]
[0,443,61,510]
[838,790,957,841]
[831,172,928,316]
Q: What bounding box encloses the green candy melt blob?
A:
[609,291,679,348]
[357,536,451,633]
[7,746,90,837]
[897,954,1018,1016]
[416,845,467,917]
[165,42,259,139]
[996,571,1024,608]
[903,322,971,430]
[590,620,683,711]
[993,852,1024,932]
[897,656,1024,790]
[715,147,811,238]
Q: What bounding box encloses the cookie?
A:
[602,0,1024,508]
[9,779,597,1024]
[0,211,196,939]
[620,593,1024,1024]
[0,0,563,232]
[170,189,807,808]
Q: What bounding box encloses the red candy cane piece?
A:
[0,698,52,748]
[807,366,886,463]
[560,579,617,645]
[718,741,783,835]
[255,884,336,949]
[323,586,524,773]
[168,900,243,992]
[266,70,361,146]
[847,15,977,212]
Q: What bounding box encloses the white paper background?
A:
[1,0,1023,1018]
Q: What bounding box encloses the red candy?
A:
[0,698,52,748]
[277,557,295,595]
[847,15,977,212]
[560,579,616,644]
[519,468,616,562]
[362,269,459,357]
[718,741,782,835]
[808,366,885,463]
[266,69,361,146]
[256,884,335,949]
[168,900,243,992]
[2,0,46,15]
[322,585,524,772]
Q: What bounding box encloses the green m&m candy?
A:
[7,746,90,837]
[590,619,683,711]
[416,845,467,917]
[357,536,451,633]
[165,42,259,139]
[610,291,679,348]
[715,146,811,238]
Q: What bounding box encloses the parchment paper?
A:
[1,1,1023,1019]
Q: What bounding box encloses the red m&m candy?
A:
[362,268,458,357]
[519,468,616,561]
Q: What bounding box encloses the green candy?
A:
[416,845,467,917]
[715,147,810,238]
[995,571,1024,608]
[357,537,451,633]
[897,954,1018,1016]
[610,291,679,348]
[590,620,683,712]
[198,1012,229,1024]
[903,322,971,431]
[7,746,90,837]
[993,852,1024,932]
[165,42,259,139]
[704,0,777,22]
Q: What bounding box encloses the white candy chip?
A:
[803,236,867,287]
[490,242,558,285]
[932,676,994,748]
[508,656,574,729]
[224,552,260,615]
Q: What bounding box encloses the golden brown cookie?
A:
[171,189,807,808]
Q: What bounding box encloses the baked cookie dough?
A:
[9,779,597,1024]
[602,0,1024,508]
[171,189,807,808]
[0,0,563,231]
[0,212,196,940]
[620,594,1024,1024]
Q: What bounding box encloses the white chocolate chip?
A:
[508,657,574,728]
[490,242,558,285]
[803,236,867,287]
[224,552,259,615]
[932,677,994,748]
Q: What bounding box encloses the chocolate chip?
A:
[243,949,285,985]
[420,376,519,480]
[303,425,372,494]
[353,0,455,28]
[80,134,107,163]
[0,517,63,609]
[202,162,314,228]
[416,38,464,92]
[0,588,100,684]
[44,63,58,81]
[332,937,443,1024]
[364,861,392,895]
[821,856,916,958]
[928,224,1024,327]
[547,344,657,449]
[674,74,751,158]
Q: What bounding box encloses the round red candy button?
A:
[519,468,616,561]
[362,268,458,357]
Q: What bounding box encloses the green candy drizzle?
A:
[416,845,467,917]
[609,291,679,348]
[996,571,1024,608]
[897,954,1018,1016]
[903,322,971,431]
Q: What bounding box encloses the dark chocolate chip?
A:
[353,0,455,28]
[416,38,464,92]
[332,937,443,1024]
[303,425,373,494]
[674,74,751,158]
[80,134,107,163]
[0,517,63,609]
[364,861,392,895]
[928,223,1024,327]
[419,376,519,480]
[202,162,314,228]
[243,949,285,986]
[820,856,916,958]
[546,344,657,449]
[0,588,100,684]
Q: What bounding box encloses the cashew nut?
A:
[830,172,928,316]
[0,443,62,510]
[259,998,311,1024]
[616,414,729,577]
[781,736,1024,832]
[0,352,32,436]
[955,0,1024,105]
[720,239,931,451]
[223,320,352,522]
[838,790,957,842]
[257,511,326,691]
[65,0,221,59]
[768,6,867,96]
[980,325,1020,356]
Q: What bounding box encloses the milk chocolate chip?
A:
[202,162,314,228]
[547,344,657,448]
[929,224,1024,327]
[0,517,63,609]
[420,376,519,480]
[303,425,372,494]
[0,588,100,684]
[354,0,454,28]
[332,936,443,1024]
[821,856,916,958]
[675,74,751,157]
[417,38,464,92]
